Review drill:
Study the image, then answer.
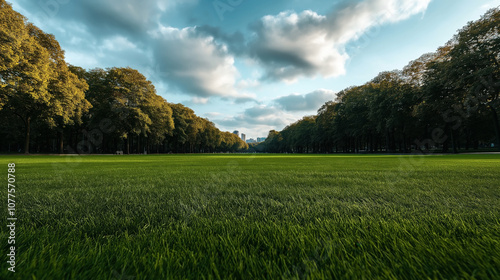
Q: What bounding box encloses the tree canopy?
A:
[0,1,246,154]
[261,7,500,154]
[1,3,498,155]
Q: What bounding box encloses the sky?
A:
[11,0,500,139]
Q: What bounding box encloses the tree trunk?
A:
[442,134,449,153]
[402,132,407,153]
[126,136,130,154]
[137,135,141,153]
[385,130,390,152]
[490,106,500,151]
[59,130,64,154]
[465,130,470,150]
[450,128,458,154]
[24,116,31,154]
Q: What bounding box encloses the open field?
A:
[1,154,499,279]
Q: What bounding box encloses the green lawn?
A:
[1,154,499,279]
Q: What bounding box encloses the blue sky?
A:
[11,0,499,139]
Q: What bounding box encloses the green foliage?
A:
[0,2,244,154]
[1,154,499,279]
[0,2,246,154]
[0,0,29,110]
[105,67,157,139]
[165,103,246,153]
[264,8,500,154]
[2,4,498,155]
[28,24,91,127]
[0,1,90,153]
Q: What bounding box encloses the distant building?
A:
[246,138,257,144]
[257,137,267,143]
[233,130,239,137]
[241,133,246,142]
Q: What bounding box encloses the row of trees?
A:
[1,1,497,155]
[261,8,500,153]
[0,1,247,154]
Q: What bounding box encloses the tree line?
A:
[1,2,498,155]
[260,8,500,154]
[0,1,248,154]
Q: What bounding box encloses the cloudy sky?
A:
[12,0,499,139]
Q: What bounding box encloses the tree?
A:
[28,25,91,153]
[337,86,371,152]
[367,71,416,152]
[264,130,283,153]
[1,2,91,154]
[168,103,196,152]
[1,2,246,154]
[142,94,174,152]
[105,67,156,154]
[0,0,29,109]
[316,101,342,153]
[446,7,500,150]
[197,119,221,153]
[1,2,56,153]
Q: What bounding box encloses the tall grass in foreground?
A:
[0,154,499,279]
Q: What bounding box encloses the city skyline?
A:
[233,130,266,144]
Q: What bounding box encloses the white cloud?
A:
[214,105,299,137]
[205,112,222,118]
[17,0,200,41]
[479,1,499,12]
[101,36,137,51]
[250,10,346,82]
[191,97,210,104]
[274,89,336,112]
[250,0,431,82]
[151,26,254,102]
[236,78,260,90]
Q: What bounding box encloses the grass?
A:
[0,154,499,279]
